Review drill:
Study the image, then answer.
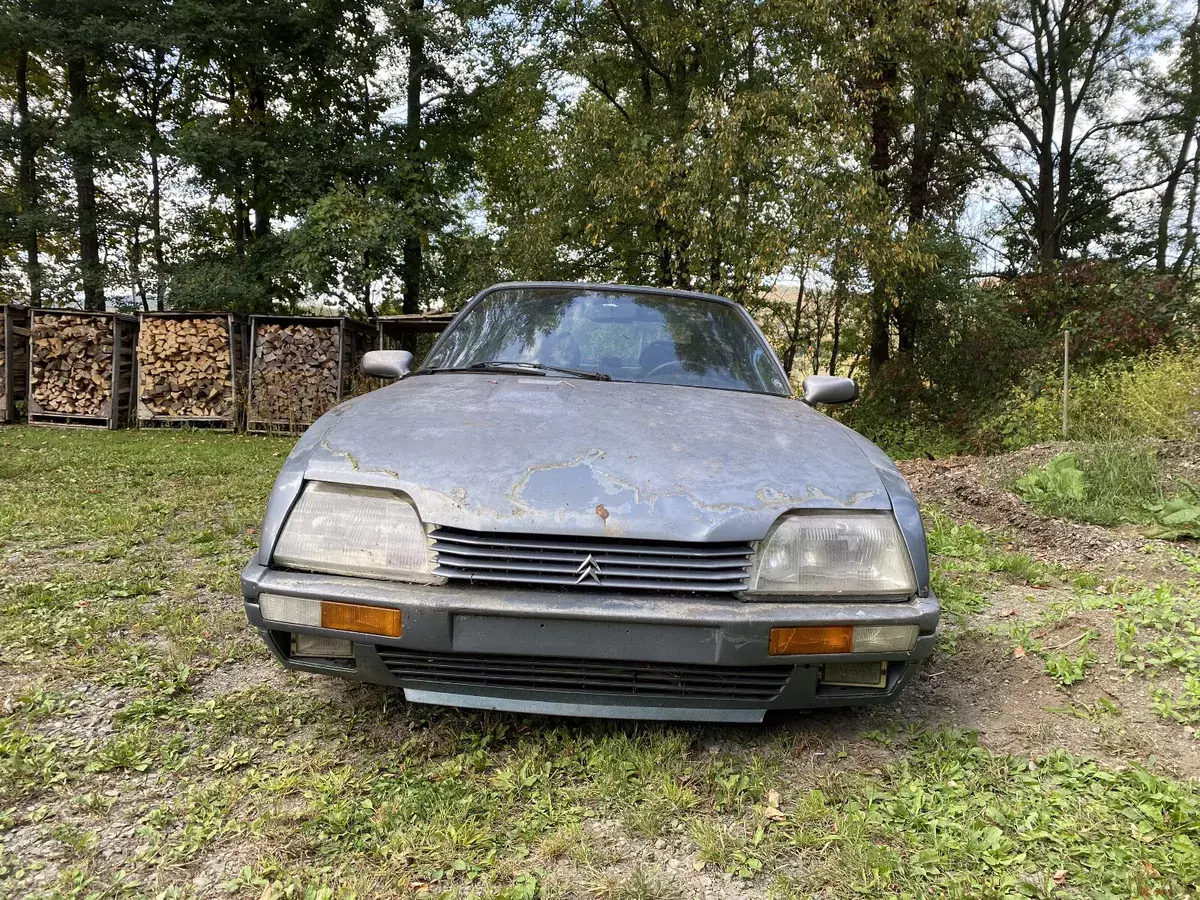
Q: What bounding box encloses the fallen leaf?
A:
[998,608,1018,618]
[693,860,706,872]
[1013,646,1026,659]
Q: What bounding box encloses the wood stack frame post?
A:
[374,312,456,352]
[1,302,31,424]
[246,315,376,434]
[27,309,139,429]
[135,311,248,429]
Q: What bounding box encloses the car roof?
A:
[476,281,744,309]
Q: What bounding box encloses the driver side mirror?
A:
[801,375,858,406]
[362,350,413,380]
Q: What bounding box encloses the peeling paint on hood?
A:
[293,374,891,543]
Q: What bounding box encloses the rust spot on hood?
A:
[596,504,609,521]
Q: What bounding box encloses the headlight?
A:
[272,482,440,583]
[749,512,916,596]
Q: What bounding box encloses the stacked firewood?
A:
[249,323,341,425]
[137,317,233,418]
[30,315,115,416]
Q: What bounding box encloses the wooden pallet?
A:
[136,312,247,429]
[1,303,31,424]
[27,309,139,430]
[246,315,375,434]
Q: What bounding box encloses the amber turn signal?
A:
[320,601,402,637]
[769,625,853,655]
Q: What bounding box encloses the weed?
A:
[1145,481,1200,540]
[1041,631,1097,686]
[1014,444,1164,526]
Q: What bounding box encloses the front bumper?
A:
[242,561,939,722]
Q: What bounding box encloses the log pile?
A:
[137,316,234,419]
[249,322,341,427]
[30,314,116,417]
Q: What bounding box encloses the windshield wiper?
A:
[477,360,611,381]
[419,361,610,381]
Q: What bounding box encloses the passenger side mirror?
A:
[801,375,858,406]
[362,350,413,380]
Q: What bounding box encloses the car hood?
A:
[281,374,893,544]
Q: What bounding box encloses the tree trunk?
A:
[132,228,147,311]
[866,14,897,377]
[780,271,808,376]
[1159,15,1200,272]
[828,289,843,376]
[1055,101,1077,262]
[401,0,425,318]
[150,48,167,310]
[1034,0,1059,269]
[16,46,41,305]
[151,150,164,309]
[68,54,103,310]
[1175,151,1200,275]
[249,70,270,240]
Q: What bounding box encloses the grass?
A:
[1011,442,1167,527]
[2,427,1200,898]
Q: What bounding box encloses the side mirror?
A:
[362,350,413,380]
[801,375,858,406]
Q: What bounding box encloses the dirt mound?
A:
[898,454,1143,567]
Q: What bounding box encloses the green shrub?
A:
[1005,262,1193,367]
[1012,444,1163,526]
[985,346,1200,448]
[1015,452,1086,505]
[1145,484,1200,540]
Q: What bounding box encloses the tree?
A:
[291,184,411,317]
[980,0,1164,271]
[56,0,107,309]
[1146,4,1200,274]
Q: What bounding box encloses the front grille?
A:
[430,527,753,593]
[376,647,791,702]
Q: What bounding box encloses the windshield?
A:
[422,287,789,395]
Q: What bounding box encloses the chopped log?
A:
[29,313,116,417]
[137,315,237,420]
[248,323,341,427]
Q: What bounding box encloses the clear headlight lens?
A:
[749,512,916,596]
[272,482,439,583]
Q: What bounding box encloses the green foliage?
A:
[1042,632,1097,686]
[985,345,1200,448]
[1006,263,1193,366]
[1016,452,1086,505]
[831,730,1200,897]
[841,269,1044,458]
[1145,483,1200,540]
[1013,445,1164,526]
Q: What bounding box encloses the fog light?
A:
[292,633,355,659]
[768,624,919,655]
[259,594,402,637]
[821,661,887,687]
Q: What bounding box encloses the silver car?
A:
[242,282,938,722]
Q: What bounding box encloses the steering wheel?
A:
[645,360,687,379]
